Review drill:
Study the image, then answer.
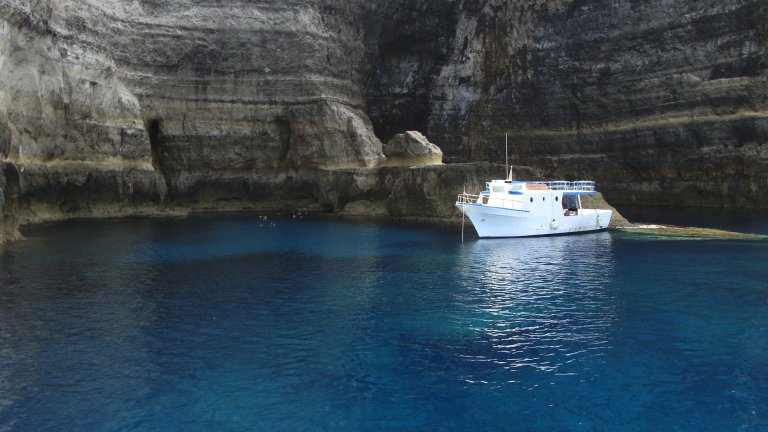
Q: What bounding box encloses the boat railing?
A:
[456,193,481,204]
[526,181,595,192]
[458,193,525,210]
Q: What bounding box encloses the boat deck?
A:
[498,180,596,192]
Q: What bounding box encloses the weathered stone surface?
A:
[617,225,768,240]
[359,1,768,207]
[0,0,766,243]
[0,0,386,237]
[419,0,768,208]
[0,159,172,238]
[363,1,458,143]
[315,162,537,218]
[0,162,20,242]
[383,131,443,166]
[579,193,631,229]
[316,163,631,229]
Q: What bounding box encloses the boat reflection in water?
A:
[453,232,616,382]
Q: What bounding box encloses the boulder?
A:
[383,131,443,166]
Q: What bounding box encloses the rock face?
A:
[0,0,386,234]
[0,0,766,241]
[317,162,506,219]
[364,1,768,207]
[0,162,20,242]
[419,0,768,208]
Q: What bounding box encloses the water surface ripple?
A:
[0,216,767,431]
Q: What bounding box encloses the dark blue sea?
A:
[1,211,767,431]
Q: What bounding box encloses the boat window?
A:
[542,197,545,201]
[555,196,559,202]
[529,197,533,202]
[492,185,505,193]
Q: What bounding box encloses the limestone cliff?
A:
[365,0,767,207]
[0,0,766,241]
[420,0,768,207]
[0,0,387,235]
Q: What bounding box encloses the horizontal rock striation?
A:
[1,0,766,242]
[422,0,768,207]
[0,0,388,237]
[314,162,510,219]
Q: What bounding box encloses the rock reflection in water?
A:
[456,233,616,378]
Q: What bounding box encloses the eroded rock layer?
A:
[0,0,766,240]
[0,0,387,233]
[424,0,768,207]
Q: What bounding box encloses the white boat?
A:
[456,178,612,238]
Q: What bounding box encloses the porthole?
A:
[542,197,545,202]
[555,196,559,202]
[530,197,533,203]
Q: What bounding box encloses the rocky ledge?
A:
[617,225,767,241]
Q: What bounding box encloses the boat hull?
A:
[457,203,612,238]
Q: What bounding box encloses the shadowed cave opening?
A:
[274,118,292,165]
[363,1,458,145]
[146,118,174,197]
[147,119,163,171]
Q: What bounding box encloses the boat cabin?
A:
[474,180,597,215]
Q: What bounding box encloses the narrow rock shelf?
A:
[615,224,768,240]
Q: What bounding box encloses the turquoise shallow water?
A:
[1,215,767,431]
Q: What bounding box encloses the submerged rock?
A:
[617,225,767,240]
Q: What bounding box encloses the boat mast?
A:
[505,133,512,180]
[461,185,466,243]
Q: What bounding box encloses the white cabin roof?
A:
[485,180,597,195]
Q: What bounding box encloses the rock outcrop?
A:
[383,131,443,166]
[0,0,766,242]
[315,162,514,219]
[0,0,387,235]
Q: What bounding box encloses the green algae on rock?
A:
[616,225,768,240]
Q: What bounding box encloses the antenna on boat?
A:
[505,133,509,180]
[461,184,466,243]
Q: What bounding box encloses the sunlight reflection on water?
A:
[2,217,766,431]
[455,233,616,377]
